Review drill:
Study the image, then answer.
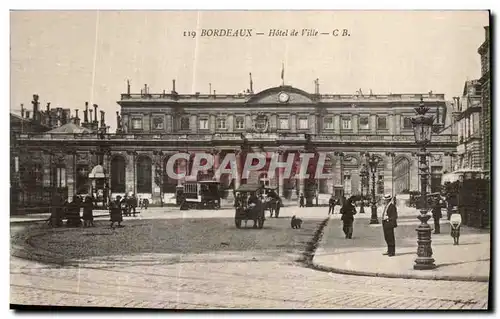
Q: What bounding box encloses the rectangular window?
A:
[199,119,209,130]
[377,116,387,130]
[299,118,308,129]
[217,118,226,129]
[403,117,412,129]
[279,118,289,129]
[359,116,369,130]
[152,117,164,130]
[131,118,143,130]
[54,167,66,188]
[235,117,245,129]
[342,118,351,130]
[180,117,190,130]
[323,117,334,130]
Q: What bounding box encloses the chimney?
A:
[46,103,51,126]
[75,109,80,125]
[89,109,93,125]
[209,83,212,95]
[93,104,98,122]
[100,110,105,127]
[32,94,39,122]
[46,102,51,112]
[144,84,148,95]
[20,104,24,118]
[127,79,131,95]
[172,79,176,93]
[84,102,89,123]
[213,90,216,96]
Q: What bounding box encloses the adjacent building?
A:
[478,26,491,178]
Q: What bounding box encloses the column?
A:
[384,153,394,196]
[388,114,395,135]
[123,114,129,133]
[326,153,335,195]
[234,150,241,190]
[213,149,220,180]
[333,115,340,134]
[410,155,419,191]
[190,114,198,132]
[352,114,359,134]
[394,114,401,135]
[370,114,377,134]
[144,113,151,131]
[126,151,135,193]
[166,114,173,133]
[67,151,75,201]
[278,151,285,197]
[291,114,297,132]
[210,114,216,133]
[245,114,252,131]
[351,169,360,195]
[228,114,234,131]
[270,114,277,132]
[309,114,316,134]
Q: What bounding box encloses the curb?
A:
[309,261,490,283]
[309,220,490,283]
[299,216,330,263]
[10,214,110,224]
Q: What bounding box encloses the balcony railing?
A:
[15,132,457,144]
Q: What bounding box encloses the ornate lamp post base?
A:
[369,204,379,224]
[414,212,436,270]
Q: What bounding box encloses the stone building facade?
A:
[478,26,491,177]
[452,80,483,170]
[13,83,457,209]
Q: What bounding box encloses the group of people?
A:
[48,195,95,228]
[335,193,463,256]
[108,194,149,228]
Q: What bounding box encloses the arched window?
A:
[136,156,152,193]
[394,156,411,194]
[111,156,126,193]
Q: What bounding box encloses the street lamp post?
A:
[367,154,380,224]
[359,164,368,214]
[412,97,436,270]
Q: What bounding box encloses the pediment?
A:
[246,86,316,105]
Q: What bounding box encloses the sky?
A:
[10,10,489,132]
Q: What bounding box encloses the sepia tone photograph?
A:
[9,10,491,310]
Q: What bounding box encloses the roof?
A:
[89,165,106,179]
[235,184,262,192]
[47,122,93,134]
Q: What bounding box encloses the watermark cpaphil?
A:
[164,152,335,180]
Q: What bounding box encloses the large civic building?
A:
[12,80,457,210]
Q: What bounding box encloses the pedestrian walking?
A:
[432,203,442,234]
[129,194,138,217]
[82,196,95,227]
[328,195,336,215]
[66,195,82,227]
[299,193,305,208]
[450,208,462,245]
[274,196,282,218]
[340,197,357,239]
[381,194,398,257]
[110,195,123,228]
[142,198,149,210]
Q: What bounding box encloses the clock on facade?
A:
[278,92,290,103]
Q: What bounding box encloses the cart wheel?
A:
[258,217,264,229]
[235,218,242,228]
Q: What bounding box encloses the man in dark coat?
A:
[328,195,336,215]
[299,193,305,208]
[381,194,398,257]
[110,195,123,228]
[340,197,357,239]
[432,201,443,234]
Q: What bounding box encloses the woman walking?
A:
[82,196,94,227]
[110,195,123,229]
[340,197,357,239]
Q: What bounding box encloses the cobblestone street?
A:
[10,207,490,309]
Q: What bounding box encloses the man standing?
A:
[432,200,443,234]
[381,194,398,257]
[328,195,336,215]
[299,193,305,208]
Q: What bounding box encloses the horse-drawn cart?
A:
[234,184,265,229]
